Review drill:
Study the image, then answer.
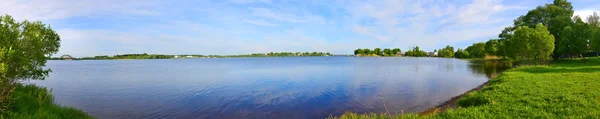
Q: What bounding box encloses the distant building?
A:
[427,52,438,57]
[60,54,74,60]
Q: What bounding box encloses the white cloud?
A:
[574,9,599,19]
[342,0,522,50]
[248,7,325,24]
[243,19,278,26]
[0,0,160,21]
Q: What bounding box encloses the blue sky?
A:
[1,0,599,57]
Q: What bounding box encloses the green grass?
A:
[331,58,600,119]
[1,84,93,119]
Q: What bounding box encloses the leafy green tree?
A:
[363,49,371,56]
[382,48,392,56]
[465,42,486,58]
[354,49,364,55]
[503,0,573,60]
[0,15,60,110]
[0,15,60,82]
[497,39,508,58]
[373,48,382,56]
[485,39,499,56]
[438,45,454,58]
[558,17,590,59]
[589,13,600,56]
[406,46,427,57]
[592,28,600,56]
[507,24,555,61]
[391,48,401,56]
[455,49,470,58]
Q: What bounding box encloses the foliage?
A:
[505,24,555,61]
[1,84,93,119]
[392,48,401,56]
[354,48,401,56]
[588,13,600,56]
[382,48,392,56]
[0,15,60,82]
[592,28,600,56]
[405,46,428,57]
[0,14,60,114]
[0,14,92,118]
[438,45,454,58]
[484,39,499,56]
[454,49,470,58]
[557,17,590,58]
[465,43,486,58]
[373,48,382,56]
[332,58,600,118]
[364,49,372,55]
[503,0,574,60]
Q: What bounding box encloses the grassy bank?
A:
[1,84,93,119]
[331,58,600,119]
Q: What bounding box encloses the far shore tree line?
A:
[353,48,401,56]
[52,52,333,60]
[354,0,600,62]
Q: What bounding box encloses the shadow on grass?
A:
[516,67,600,74]
[508,58,600,74]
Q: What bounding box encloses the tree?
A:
[363,49,371,56]
[589,12,600,56]
[485,39,499,56]
[438,45,455,58]
[465,42,486,58]
[406,46,427,57]
[382,48,392,56]
[1,15,60,81]
[558,17,590,59]
[391,48,401,56]
[455,48,470,58]
[587,12,599,27]
[507,24,555,61]
[497,39,507,59]
[354,49,364,56]
[591,29,600,56]
[506,0,573,60]
[0,15,61,111]
[373,48,382,56]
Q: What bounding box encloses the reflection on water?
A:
[468,60,512,79]
[32,57,511,119]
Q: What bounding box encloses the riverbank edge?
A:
[1,84,94,119]
[418,73,499,115]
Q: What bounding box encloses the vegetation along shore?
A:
[333,0,600,118]
[0,15,94,118]
[50,52,334,60]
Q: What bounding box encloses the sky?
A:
[1,0,599,57]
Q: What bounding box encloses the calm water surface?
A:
[32,57,509,119]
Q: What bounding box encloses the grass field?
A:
[1,84,93,119]
[331,58,600,119]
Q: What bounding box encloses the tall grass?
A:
[1,84,93,119]
[331,58,600,119]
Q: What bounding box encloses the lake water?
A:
[32,57,509,119]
